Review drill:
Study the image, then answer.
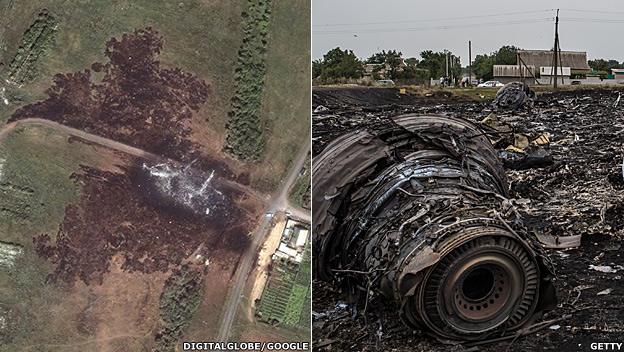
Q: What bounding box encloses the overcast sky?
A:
[312,0,624,66]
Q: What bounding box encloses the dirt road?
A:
[0,118,265,203]
[216,137,311,343]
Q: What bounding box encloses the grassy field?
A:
[0,126,114,244]
[0,0,309,193]
[246,0,311,191]
[0,0,244,136]
[288,153,311,209]
[0,126,123,349]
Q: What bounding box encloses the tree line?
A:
[314,46,624,83]
[312,47,460,83]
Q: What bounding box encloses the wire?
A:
[561,8,624,15]
[313,9,554,27]
[314,18,554,35]
[564,17,624,23]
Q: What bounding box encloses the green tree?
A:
[405,57,419,66]
[417,50,461,81]
[472,45,520,80]
[588,58,623,74]
[366,50,403,79]
[319,47,363,80]
[495,45,520,65]
[312,59,323,78]
[472,53,495,80]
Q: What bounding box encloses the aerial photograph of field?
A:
[0,0,310,351]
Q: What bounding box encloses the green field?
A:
[288,153,311,209]
[0,126,109,349]
[246,0,311,191]
[0,0,310,192]
[257,243,310,330]
[0,0,244,131]
[0,126,106,244]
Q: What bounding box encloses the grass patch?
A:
[0,126,104,245]
[224,0,273,161]
[288,153,310,209]
[247,0,310,191]
[0,1,244,129]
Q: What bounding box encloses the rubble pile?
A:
[312,86,624,351]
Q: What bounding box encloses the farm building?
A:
[492,64,536,83]
[517,50,591,77]
[493,50,591,83]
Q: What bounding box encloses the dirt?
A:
[33,162,261,285]
[312,86,624,351]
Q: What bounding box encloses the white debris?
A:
[314,105,329,113]
[549,325,561,330]
[0,242,23,268]
[204,258,211,266]
[0,157,5,182]
[142,162,224,216]
[597,288,612,296]
[589,265,618,273]
[0,87,8,105]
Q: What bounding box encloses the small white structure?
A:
[295,229,309,248]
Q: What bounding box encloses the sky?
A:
[312,0,624,66]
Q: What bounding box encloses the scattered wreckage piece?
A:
[493,82,536,111]
[312,114,557,342]
[534,233,582,249]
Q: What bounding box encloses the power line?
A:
[561,8,624,15]
[313,9,554,27]
[564,17,624,23]
[314,18,554,35]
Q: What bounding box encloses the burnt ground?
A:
[8,27,236,180]
[33,161,261,286]
[312,86,624,351]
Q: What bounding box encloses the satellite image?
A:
[0,0,310,351]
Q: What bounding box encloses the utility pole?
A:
[445,50,449,78]
[552,9,560,89]
[469,40,472,86]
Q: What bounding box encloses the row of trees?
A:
[314,46,624,83]
[588,59,624,75]
[471,45,519,81]
[313,47,461,83]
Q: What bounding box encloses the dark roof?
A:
[518,50,590,70]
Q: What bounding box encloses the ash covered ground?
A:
[312,86,624,351]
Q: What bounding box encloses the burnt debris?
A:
[312,114,557,341]
[493,82,536,111]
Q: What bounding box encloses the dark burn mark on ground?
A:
[10,27,232,177]
[33,165,253,285]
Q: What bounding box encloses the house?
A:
[612,68,624,80]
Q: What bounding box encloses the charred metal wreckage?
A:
[313,114,557,342]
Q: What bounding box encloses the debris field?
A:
[312,86,624,351]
